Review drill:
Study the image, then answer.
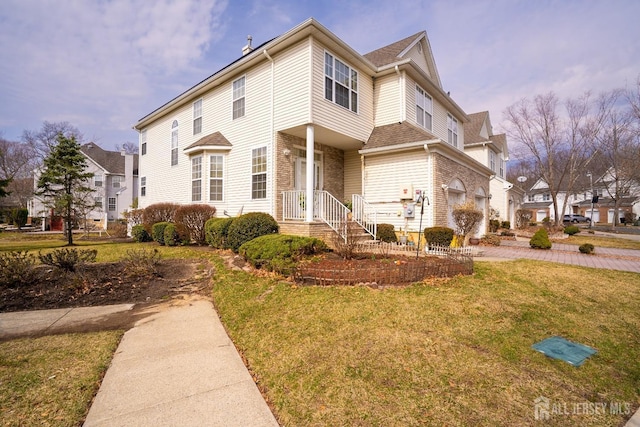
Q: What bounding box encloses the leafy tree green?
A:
[35,133,93,246]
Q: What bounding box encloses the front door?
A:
[294,154,322,219]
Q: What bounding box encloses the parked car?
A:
[563,214,590,223]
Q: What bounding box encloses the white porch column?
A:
[306,124,314,222]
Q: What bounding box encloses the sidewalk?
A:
[82,297,278,426]
[476,239,640,273]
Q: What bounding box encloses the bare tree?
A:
[22,121,83,160]
[0,135,38,206]
[504,92,596,226]
[115,141,139,155]
[593,89,640,227]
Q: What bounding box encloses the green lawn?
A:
[559,233,640,250]
[212,258,640,426]
[0,332,122,426]
[1,233,638,426]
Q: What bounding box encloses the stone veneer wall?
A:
[432,152,490,228]
[275,132,345,221]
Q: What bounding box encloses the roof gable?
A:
[364,31,442,88]
[80,143,138,175]
[365,121,437,150]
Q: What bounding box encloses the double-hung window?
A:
[233,77,245,119]
[171,120,179,166]
[140,177,146,197]
[108,197,116,212]
[193,99,202,135]
[489,151,496,172]
[416,86,433,130]
[191,156,202,202]
[251,147,267,199]
[209,155,224,201]
[141,129,147,155]
[324,52,358,113]
[112,175,124,188]
[447,114,458,148]
[94,197,103,209]
[499,158,505,177]
[94,173,103,187]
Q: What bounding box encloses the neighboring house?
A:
[133,18,496,241]
[521,172,638,224]
[30,143,138,230]
[463,111,521,226]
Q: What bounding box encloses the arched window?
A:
[171,120,178,166]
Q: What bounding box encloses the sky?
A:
[1,0,639,152]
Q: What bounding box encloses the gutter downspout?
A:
[263,49,275,217]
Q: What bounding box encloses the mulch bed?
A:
[294,253,473,287]
[0,259,212,313]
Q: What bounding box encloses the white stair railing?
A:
[351,194,377,239]
[317,190,349,241]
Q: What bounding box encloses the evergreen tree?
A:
[0,177,10,198]
[36,133,93,245]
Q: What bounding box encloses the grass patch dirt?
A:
[212,258,640,426]
[0,331,122,426]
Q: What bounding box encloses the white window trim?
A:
[209,154,225,202]
[232,76,246,120]
[191,156,202,202]
[193,99,203,135]
[447,113,459,148]
[171,120,179,166]
[415,85,433,131]
[324,50,359,113]
[140,176,146,197]
[251,146,267,200]
[141,129,147,156]
[108,197,116,212]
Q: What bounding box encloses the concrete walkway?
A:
[82,298,279,426]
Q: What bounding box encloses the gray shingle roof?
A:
[365,121,437,149]
[184,132,232,151]
[81,143,138,175]
[363,31,424,67]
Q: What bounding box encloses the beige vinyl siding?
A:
[363,149,435,231]
[311,41,374,142]
[273,40,312,130]
[373,74,401,126]
[403,43,430,78]
[343,149,361,200]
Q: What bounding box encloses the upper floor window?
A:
[112,175,124,188]
[489,151,496,172]
[171,120,178,166]
[140,176,146,197]
[499,158,505,178]
[528,194,535,202]
[94,173,103,187]
[251,147,267,199]
[94,196,103,209]
[233,77,245,119]
[447,114,458,148]
[191,156,202,202]
[141,130,147,156]
[324,52,358,113]
[193,99,202,135]
[210,155,224,201]
[543,193,551,201]
[416,86,433,130]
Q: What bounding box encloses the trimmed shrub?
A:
[481,234,501,246]
[529,228,552,249]
[489,219,500,233]
[376,223,398,243]
[563,225,580,236]
[501,221,511,229]
[152,222,171,245]
[205,217,235,249]
[38,248,97,272]
[579,243,595,254]
[131,224,152,242]
[424,227,454,247]
[163,223,180,246]
[239,234,327,275]
[0,251,37,288]
[227,212,279,252]
[143,203,179,231]
[174,204,217,245]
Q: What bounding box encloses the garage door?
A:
[587,209,599,223]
